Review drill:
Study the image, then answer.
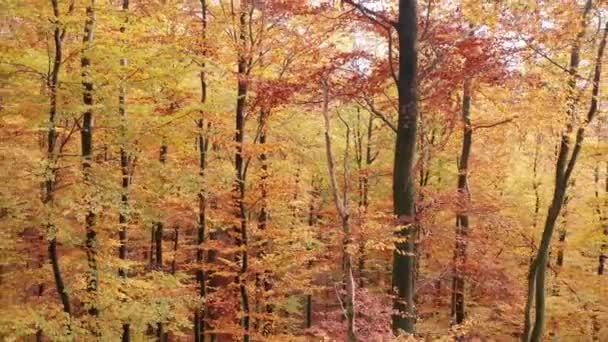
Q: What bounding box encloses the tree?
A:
[522,2,607,339]
[194,1,211,341]
[46,0,73,321]
[80,0,100,335]
[450,77,472,326]
[117,1,132,340]
[2,1,608,341]
[342,0,420,334]
[321,79,357,342]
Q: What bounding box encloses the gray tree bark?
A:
[80,1,100,336]
[523,5,606,340]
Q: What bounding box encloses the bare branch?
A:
[362,98,397,132]
[342,0,397,29]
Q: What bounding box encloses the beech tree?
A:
[522,2,607,340]
[1,1,607,341]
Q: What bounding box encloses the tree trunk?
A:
[523,7,606,341]
[256,108,274,335]
[451,78,472,326]
[258,110,269,232]
[118,1,131,340]
[321,81,357,342]
[355,113,365,289]
[80,2,100,336]
[195,116,210,342]
[305,178,320,329]
[597,161,607,275]
[156,144,167,340]
[155,221,164,270]
[392,0,419,335]
[235,3,250,340]
[355,110,376,288]
[46,0,72,320]
[149,225,156,268]
[194,1,211,340]
[171,227,179,275]
[532,135,542,230]
[555,183,574,269]
[523,135,542,341]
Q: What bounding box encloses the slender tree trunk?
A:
[532,135,542,230]
[155,221,164,270]
[597,161,607,275]
[321,81,357,342]
[156,326,164,342]
[195,116,210,342]
[523,8,606,341]
[451,78,472,326]
[256,108,274,335]
[594,118,607,275]
[354,111,365,288]
[156,144,167,341]
[171,227,178,275]
[305,178,320,329]
[235,3,250,340]
[194,2,209,341]
[523,134,542,339]
[392,0,419,335]
[363,115,375,211]
[258,110,269,232]
[46,0,72,321]
[118,1,131,340]
[155,142,167,272]
[149,225,156,268]
[80,2,100,336]
[355,111,375,288]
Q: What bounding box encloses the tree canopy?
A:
[0,0,606,341]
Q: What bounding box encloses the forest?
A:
[0,0,607,341]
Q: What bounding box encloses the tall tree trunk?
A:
[256,108,273,335]
[523,134,542,338]
[118,1,131,340]
[523,6,606,341]
[355,111,376,288]
[321,81,357,342]
[80,1,100,336]
[195,0,211,340]
[195,116,210,342]
[235,3,250,340]
[451,78,472,326]
[392,0,419,335]
[46,0,72,321]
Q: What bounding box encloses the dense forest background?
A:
[0,0,606,341]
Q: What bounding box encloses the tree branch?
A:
[473,116,517,130]
[362,98,397,133]
[342,0,397,29]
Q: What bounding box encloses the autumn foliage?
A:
[0,1,607,341]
